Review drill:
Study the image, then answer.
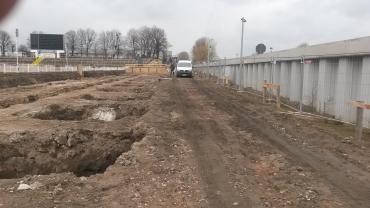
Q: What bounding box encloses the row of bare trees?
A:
[0,30,12,56]
[65,29,122,58]
[125,26,169,59]
[65,26,169,59]
[0,30,28,56]
[0,26,170,59]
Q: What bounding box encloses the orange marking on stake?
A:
[351,101,370,110]
[263,83,280,89]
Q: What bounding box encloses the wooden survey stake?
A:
[351,101,370,141]
[263,81,281,109]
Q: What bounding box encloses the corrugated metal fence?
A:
[194,37,370,128]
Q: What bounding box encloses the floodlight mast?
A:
[65,43,69,70]
[16,28,19,71]
[239,17,247,90]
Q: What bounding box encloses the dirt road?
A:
[169,78,370,207]
[0,74,369,207]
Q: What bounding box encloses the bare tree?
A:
[151,26,168,59]
[0,30,12,56]
[138,26,152,58]
[18,44,29,57]
[65,26,168,59]
[126,29,139,58]
[178,51,190,60]
[65,30,77,56]
[98,31,112,58]
[77,28,96,56]
[131,26,169,59]
[84,28,96,56]
[77,29,86,56]
[92,42,98,57]
[192,37,217,63]
[110,30,123,59]
[10,43,15,53]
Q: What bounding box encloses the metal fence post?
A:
[299,57,305,112]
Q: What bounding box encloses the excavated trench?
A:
[80,92,154,102]
[0,127,147,179]
[33,104,89,121]
[32,103,148,121]
[0,76,154,180]
[0,101,149,179]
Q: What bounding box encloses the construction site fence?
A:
[194,55,370,129]
[0,57,152,67]
[0,64,126,74]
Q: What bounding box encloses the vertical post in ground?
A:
[208,65,211,80]
[299,57,305,113]
[355,103,364,141]
[216,67,220,84]
[223,57,226,86]
[3,64,5,73]
[263,80,267,104]
[77,65,84,81]
[276,85,281,109]
[239,17,246,90]
[16,28,19,72]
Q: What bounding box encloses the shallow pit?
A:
[80,94,96,100]
[32,103,149,122]
[33,104,88,121]
[96,87,122,92]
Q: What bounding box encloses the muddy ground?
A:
[0,71,125,89]
[0,73,369,208]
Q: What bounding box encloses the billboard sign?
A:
[30,34,64,50]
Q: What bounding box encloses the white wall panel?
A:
[317,59,338,115]
[360,56,370,128]
[257,64,265,91]
[302,60,319,107]
[253,64,258,90]
[280,62,291,98]
[289,61,302,102]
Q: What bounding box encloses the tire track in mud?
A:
[192,79,370,208]
[170,78,255,208]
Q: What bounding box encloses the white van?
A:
[176,60,193,78]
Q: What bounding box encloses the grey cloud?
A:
[0,0,369,58]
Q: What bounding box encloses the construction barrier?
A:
[126,64,168,75]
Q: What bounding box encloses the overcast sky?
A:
[0,0,369,58]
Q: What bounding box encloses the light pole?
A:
[207,38,213,79]
[239,17,247,90]
[299,57,305,113]
[270,47,275,101]
[65,43,69,70]
[15,28,19,71]
[270,47,274,83]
